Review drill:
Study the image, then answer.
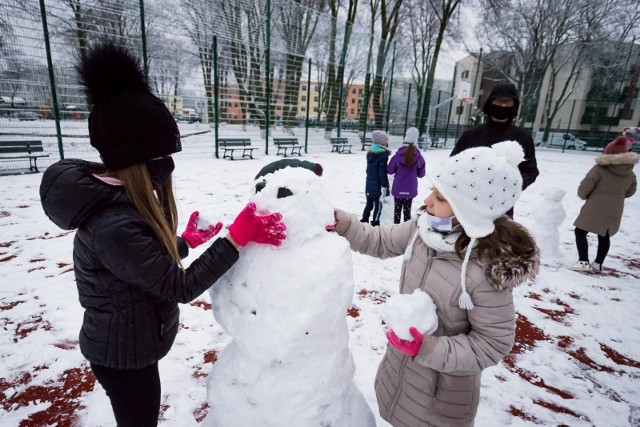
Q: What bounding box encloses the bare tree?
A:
[370,0,404,129]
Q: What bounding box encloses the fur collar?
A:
[596,151,639,166]
[484,251,540,291]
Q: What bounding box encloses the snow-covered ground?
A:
[1,124,639,426]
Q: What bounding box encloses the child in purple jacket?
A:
[387,127,426,223]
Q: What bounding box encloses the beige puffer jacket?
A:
[574,151,638,236]
[334,210,539,427]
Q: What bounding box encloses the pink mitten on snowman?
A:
[383,289,438,357]
[181,211,223,249]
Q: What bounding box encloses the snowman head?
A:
[251,160,332,247]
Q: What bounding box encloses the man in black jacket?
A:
[450,83,539,217]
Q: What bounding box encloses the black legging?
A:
[362,196,382,223]
[91,362,161,427]
[394,198,413,224]
[575,227,610,264]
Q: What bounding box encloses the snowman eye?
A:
[255,180,267,193]
[277,187,293,198]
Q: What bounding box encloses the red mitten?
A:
[325,210,338,232]
[386,327,424,357]
[181,211,223,249]
[228,202,286,246]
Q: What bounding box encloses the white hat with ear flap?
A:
[426,140,525,309]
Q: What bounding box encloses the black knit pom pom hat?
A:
[76,40,181,170]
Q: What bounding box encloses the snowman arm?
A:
[414,286,515,374]
[333,209,415,258]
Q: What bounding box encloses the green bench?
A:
[0,140,49,173]
[273,137,302,157]
[329,137,354,154]
[361,137,372,151]
[218,138,257,160]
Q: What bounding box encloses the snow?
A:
[383,289,438,340]
[0,125,639,426]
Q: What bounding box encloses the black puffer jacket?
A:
[40,159,239,369]
[365,146,390,198]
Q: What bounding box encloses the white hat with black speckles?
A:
[427,140,524,239]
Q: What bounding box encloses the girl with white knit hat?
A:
[332,140,539,426]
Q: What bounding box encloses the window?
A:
[301,106,306,112]
[301,85,307,91]
[461,70,470,80]
[314,96,319,102]
[314,86,320,92]
[301,96,306,102]
[352,89,356,94]
[351,99,355,104]
[351,108,355,114]
[455,105,463,115]
[359,89,363,94]
[313,106,319,112]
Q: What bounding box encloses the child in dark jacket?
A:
[39,41,286,427]
[387,127,426,223]
[361,130,391,226]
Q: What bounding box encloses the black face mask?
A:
[146,157,175,190]
[486,103,517,122]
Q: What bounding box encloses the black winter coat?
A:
[40,159,239,369]
[365,147,390,198]
[450,121,539,190]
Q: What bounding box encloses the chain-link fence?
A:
[2,0,454,173]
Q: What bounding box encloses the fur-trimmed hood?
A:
[596,151,638,166]
[595,151,638,177]
[484,250,540,291]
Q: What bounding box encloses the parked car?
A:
[174,114,202,123]
[623,127,640,153]
[534,132,587,150]
[14,111,41,121]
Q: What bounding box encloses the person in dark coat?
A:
[387,127,426,223]
[361,130,391,226]
[450,83,539,217]
[39,41,286,427]
[569,136,637,272]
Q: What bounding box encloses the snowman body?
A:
[533,188,566,260]
[204,167,374,427]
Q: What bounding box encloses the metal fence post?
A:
[265,0,271,154]
[39,0,64,160]
[433,90,441,139]
[403,83,412,137]
[304,58,312,153]
[139,0,148,77]
[362,72,371,140]
[563,99,576,154]
[214,35,219,159]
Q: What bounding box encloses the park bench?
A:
[273,137,303,157]
[417,136,426,149]
[361,137,372,151]
[430,138,444,148]
[329,137,354,154]
[0,140,49,173]
[218,138,257,160]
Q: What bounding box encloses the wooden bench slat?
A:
[329,137,353,154]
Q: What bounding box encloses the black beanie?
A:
[254,159,323,180]
[76,41,181,170]
[483,83,520,114]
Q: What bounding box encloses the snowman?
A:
[204,160,375,427]
[532,187,566,262]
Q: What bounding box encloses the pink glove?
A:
[386,327,424,357]
[181,211,223,249]
[228,202,286,246]
[325,210,338,232]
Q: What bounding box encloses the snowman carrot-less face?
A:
[251,167,334,247]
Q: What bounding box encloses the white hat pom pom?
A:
[492,140,524,168]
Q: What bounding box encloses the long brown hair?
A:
[115,163,182,266]
[454,216,537,262]
[404,143,416,165]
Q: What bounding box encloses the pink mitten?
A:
[181,211,223,249]
[228,202,286,246]
[386,327,424,357]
